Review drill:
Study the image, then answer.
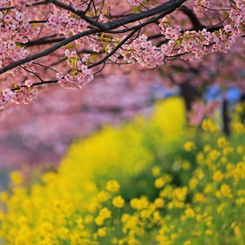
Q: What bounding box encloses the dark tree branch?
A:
[20,65,44,82]
[20,37,66,47]
[29,20,48,24]
[46,0,186,31]
[179,5,203,30]
[108,4,185,34]
[88,28,139,69]
[11,79,59,92]
[0,28,99,75]
[46,0,107,30]
[104,0,187,30]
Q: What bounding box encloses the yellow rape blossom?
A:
[151,166,161,177]
[10,171,24,185]
[184,141,196,151]
[209,150,220,161]
[130,197,149,210]
[98,191,111,202]
[223,146,234,155]
[194,193,206,203]
[234,226,241,237]
[202,119,219,133]
[194,169,204,180]
[154,198,165,208]
[213,170,224,182]
[234,122,245,134]
[1,98,245,245]
[121,214,131,224]
[182,161,191,170]
[205,229,213,235]
[106,180,120,192]
[217,203,228,215]
[203,144,212,153]
[97,227,107,237]
[99,207,111,219]
[188,177,198,190]
[204,184,213,193]
[220,184,232,198]
[236,198,245,206]
[154,177,165,189]
[0,191,8,203]
[236,146,243,154]
[112,196,125,208]
[217,137,228,148]
[220,156,227,164]
[140,209,151,220]
[95,216,104,226]
[184,208,195,218]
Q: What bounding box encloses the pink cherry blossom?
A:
[0,0,243,111]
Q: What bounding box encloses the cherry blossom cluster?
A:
[46,13,88,35]
[194,0,245,35]
[127,0,143,6]
[0,86,38,109]
[46,11,104,53]
[0,0,245,111]
[11,87,38,105]
[159,19,238,61]
[0,7,40,42]
[4,0,36,10]
[87,34,103,53]
[0,40,30,72]
[69,0,88,12]
[65,49,90,63]
[193,0,211,15]
[0,6,40,73]
[56,50,93,89]
[229,0,245,29]
[106,35,164,68]
[76,33,107,53]
[0,0,10,8]
[0,89,13,109]
[127,35,164,68]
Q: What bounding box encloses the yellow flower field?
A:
[0,97,244,245]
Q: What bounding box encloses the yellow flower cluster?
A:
[231,103,245,135]
[106,180,120,192]
[112,196,125,208]
[0,97,244,245]
[201,119,219,133]
[183,141,196,152]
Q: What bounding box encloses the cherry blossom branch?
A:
[46,0,186,31]
[88,28,139,69]
[32,62,58,73]
[0,1,47,11]
[46,0,107,30]
[21,37,66,47]
[0,0,186,77]
[12,29,140,91]
[11,79,59,92]
[108,5,183,34]
[104,0,187,30]
[20,65,44,82]
[10,29,139,92]
[0,28,99,75]
[0,0,240,101]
